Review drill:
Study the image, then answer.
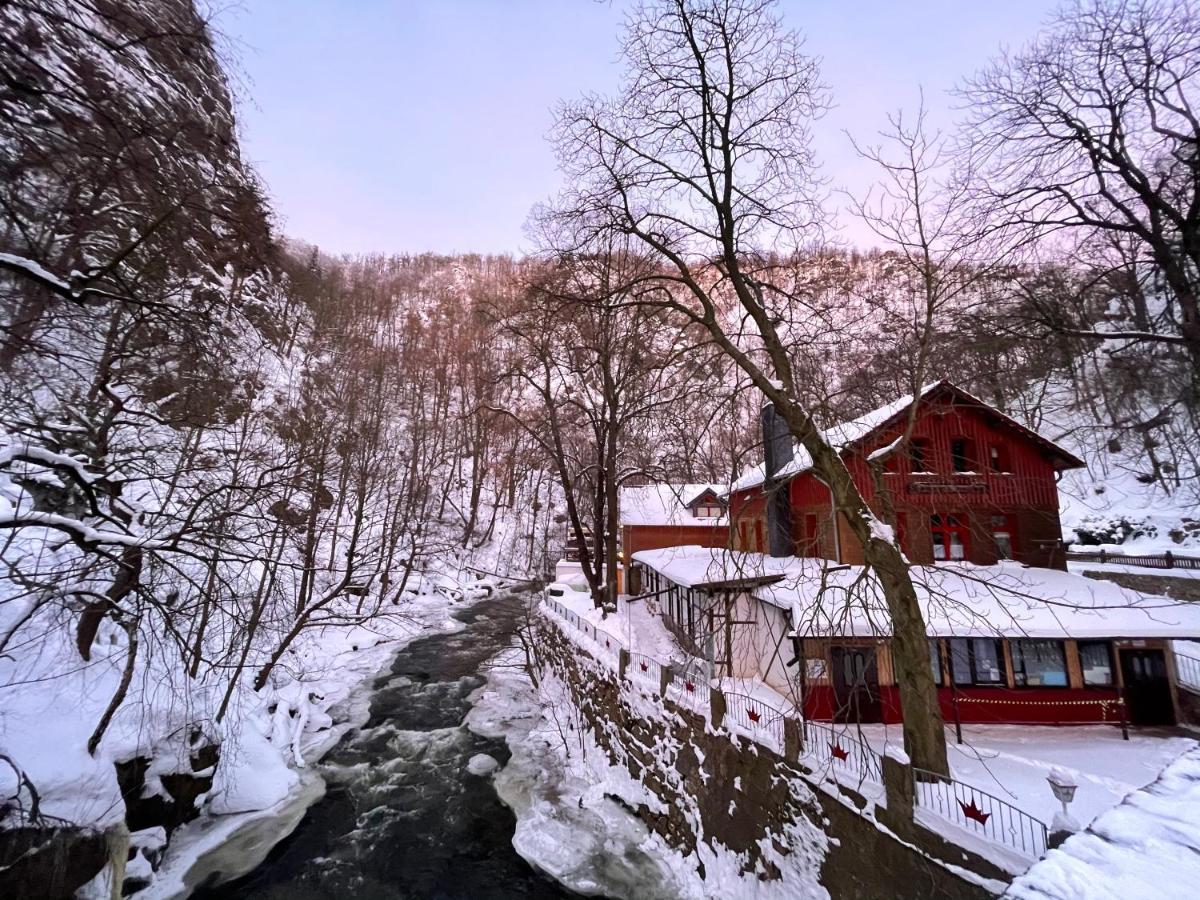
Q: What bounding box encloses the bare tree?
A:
[541,0,949,772]
[961,0,1200,382]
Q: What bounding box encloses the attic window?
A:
[950,438,976,473]
[988,444,1011,473]
[910,438,932,472]
[693,504,723,518]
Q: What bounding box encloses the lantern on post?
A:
[1046,766,1080,844]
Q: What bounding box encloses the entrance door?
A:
[1119,649,1175,726]
[830,646,883,724]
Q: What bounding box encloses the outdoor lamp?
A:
[1047,767,1078,820]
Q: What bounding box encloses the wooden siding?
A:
[730,397,1071,568]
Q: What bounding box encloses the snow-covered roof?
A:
[619,483,726,526]
[633,546,1200,640]
[728,381,1084,495]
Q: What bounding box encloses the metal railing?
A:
[1066,548,1200,570]
[666,670,710,717]
[913,768,1049,860]
[628,651,663,687]
[543,592,1052,866]
[1176,651,1200,692]
[724,691,786,751]
[800,719,883,786]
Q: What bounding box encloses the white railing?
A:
[723,691,786,752]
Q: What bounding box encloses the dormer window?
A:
[693,504,723,518]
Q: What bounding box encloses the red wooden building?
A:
[726,381,1085,570]
[619,483,730,560]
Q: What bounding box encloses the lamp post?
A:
[1046,766,1080,849]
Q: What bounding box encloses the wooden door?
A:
[830,645,883,724]
[1120,649,1175,726]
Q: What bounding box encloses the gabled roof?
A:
[619,483,727,527]
[728,380,1085,495]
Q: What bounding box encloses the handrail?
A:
[541,591,1050,864]
[1175,651,1200,692]
[723,690,786,750]
[912,766,1049,860]
[800,719,883,786]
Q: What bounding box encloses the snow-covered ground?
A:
[468,643,830,899]
[857,723,1196,832]
[1007,746,1200,900]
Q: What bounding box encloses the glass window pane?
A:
[972,638,1005,684]
[950,639,972,685]
[928,639,942,685]
[1079,641,1114,686]
[1012,640,1067,687]
[948,531,965,560]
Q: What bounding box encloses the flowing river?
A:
[194,589,577,899]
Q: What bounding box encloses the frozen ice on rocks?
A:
[467,753,500,776]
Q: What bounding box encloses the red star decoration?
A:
[830,743,849,761]
[684,682,695,693]
[639,661,648,672]
[959,799,991,826]
[747,708,761,723]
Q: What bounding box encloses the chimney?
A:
[761,402,795,558]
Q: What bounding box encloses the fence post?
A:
[952,690,964,745]
[783,716,803,763]
[710,685,727,728]
[1165,550,1174,569]
[619,647,629,681]
[659,663,672,696]
[1099,547,1107,564]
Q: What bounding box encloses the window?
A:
[910,438,932,472]
[929,639,943,686]
[1011,639,1068,687]
[989,444,1011,473]
[950,638,1006,686]
[1078,641,1115,686]
[693,504,723,518]
[802,513,820,556]
[990,515,1015,560]
[931,513,969,561]
[951,437,977,473]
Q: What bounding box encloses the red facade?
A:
[729,384,1083,569]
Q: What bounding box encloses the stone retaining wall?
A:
[536,615,1008,898]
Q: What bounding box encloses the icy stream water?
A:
[194,590,576,899]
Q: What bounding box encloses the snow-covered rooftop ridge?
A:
[633,546,1200,640]
[729,383,942,493]
[728,381,1084,495]
[619,482,726,526]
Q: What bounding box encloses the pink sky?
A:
[225,0,1058,255]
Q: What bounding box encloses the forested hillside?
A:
[0,2,557,886]
[2,0,1197,896]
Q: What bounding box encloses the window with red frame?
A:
[930,513,969,561]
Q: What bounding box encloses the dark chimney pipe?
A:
[761,402,794,558]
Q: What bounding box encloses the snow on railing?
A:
[542,591,1051,866]
[666,670,710,717]
[801,719,883,787]
[1066,548,1200,570]
[723,691,786,752]
[913,767,1049,861]
[627,651,663,688]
